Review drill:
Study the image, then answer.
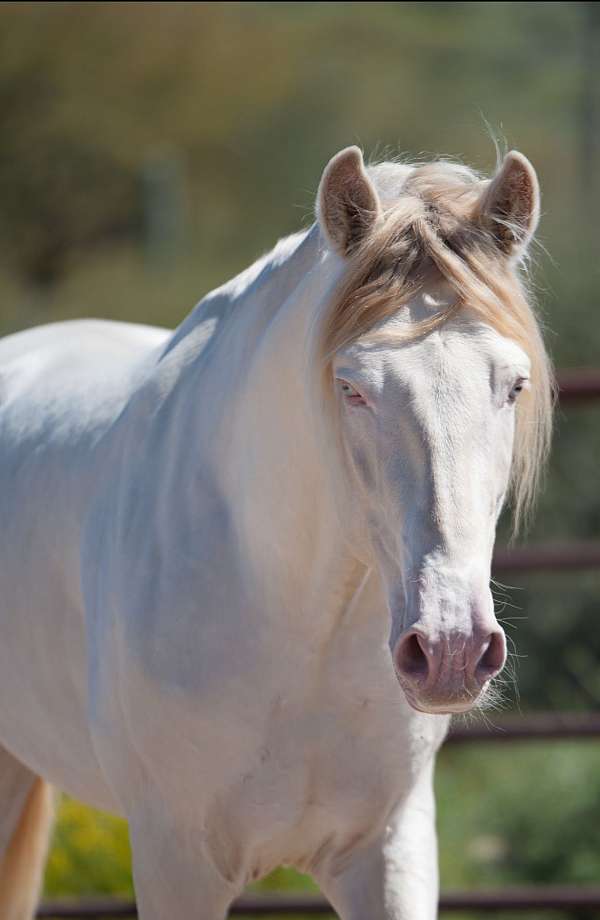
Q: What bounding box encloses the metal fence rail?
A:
[35,369,600,918]
[446,710,600,743]
[557,368,600,403]
[493,540,600,573]
[36,886,600,917]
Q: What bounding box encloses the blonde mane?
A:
[320,159,554,532]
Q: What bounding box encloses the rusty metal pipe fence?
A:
[34,886,600,917]
[36,370,600,918]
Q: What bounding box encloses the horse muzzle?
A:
[392,626,507,714]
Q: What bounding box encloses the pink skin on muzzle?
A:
[393,621,507,714]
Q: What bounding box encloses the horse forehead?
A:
[377,330,489,397]
[380,317,529,392]
[341,306,530,404]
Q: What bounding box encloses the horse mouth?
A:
[399,681,489,716]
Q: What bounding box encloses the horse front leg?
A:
[128,808,241,920]
[318,760,439,920]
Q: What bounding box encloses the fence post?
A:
[141,149,187,267]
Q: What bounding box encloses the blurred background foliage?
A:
[1,1,599,914]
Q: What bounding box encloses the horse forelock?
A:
[316,158,554,534]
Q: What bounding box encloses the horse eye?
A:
[337,379,366,405]
[508,378,528,403]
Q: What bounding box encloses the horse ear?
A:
[477,151,540,259]
[317,147,382,256]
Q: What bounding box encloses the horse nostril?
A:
[395,632,430,682]
[475,630,506,682]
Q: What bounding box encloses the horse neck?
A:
[205,228,366,629]
[147,226,367,636]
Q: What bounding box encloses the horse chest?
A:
[108,591,445,877]
[206,686,429,877]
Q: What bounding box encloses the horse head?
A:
[316,147,552,714]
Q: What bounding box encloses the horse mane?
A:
[319,158,554,533]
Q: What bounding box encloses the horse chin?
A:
[401,684,487,716]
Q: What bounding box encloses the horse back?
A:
[0,319,169,810]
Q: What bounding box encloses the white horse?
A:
[0,146,552,920]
